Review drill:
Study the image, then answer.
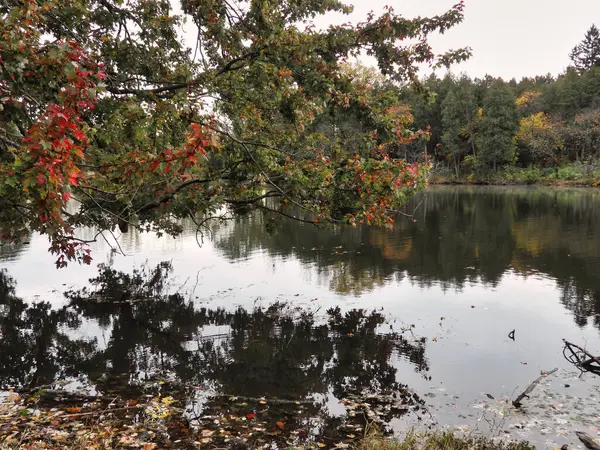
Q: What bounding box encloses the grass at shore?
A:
[359,430,535,450]
[429,164,600,187]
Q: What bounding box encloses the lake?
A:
[1,185,600,449]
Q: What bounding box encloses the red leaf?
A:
[246,413,255,419]
[72,129,86,142]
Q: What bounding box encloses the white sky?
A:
[176,1,599,80]
[314,0,600,80]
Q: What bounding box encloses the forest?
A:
[395,24,600,184]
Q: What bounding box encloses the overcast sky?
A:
[311,0,600,80]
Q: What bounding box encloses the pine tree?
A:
[441,76,477,176]
[475,83,519,172]
[570,24,600,72]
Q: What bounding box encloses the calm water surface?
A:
[1,185,600,448]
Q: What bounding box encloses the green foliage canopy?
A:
[0,0,469,267]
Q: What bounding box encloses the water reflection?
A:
[211,186,600,325]
[0,264,429,444]
[2,186,600,446]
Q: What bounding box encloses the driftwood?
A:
[563,340,600,374]
[575,431,600,450]
[512,368,558,408]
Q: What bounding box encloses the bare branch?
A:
[255,203,320,226]
[135,178,213,214]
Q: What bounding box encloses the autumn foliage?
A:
[0,0,469,267]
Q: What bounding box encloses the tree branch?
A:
[224,192,281,205]
[135,178,213,214]
[106,49,261,96]
[255,203,320,226]
[0,133,20,149]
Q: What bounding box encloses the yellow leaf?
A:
[317,443,326,448]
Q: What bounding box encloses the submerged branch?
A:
[512,368,558,408]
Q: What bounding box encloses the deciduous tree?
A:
[0,0,469,267]
[515,112,563,164]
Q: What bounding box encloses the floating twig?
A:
[512,368,558,408]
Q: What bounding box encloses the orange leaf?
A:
[276,421,285,430]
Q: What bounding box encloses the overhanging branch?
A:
[0,133,20,149]
[135,178,213,214]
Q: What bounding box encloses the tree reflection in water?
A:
[0,263,429,445]
[210,187,600,326]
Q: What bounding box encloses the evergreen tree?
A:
[441,76,477,176]
[570,24,600,72]
[475,82,519,171]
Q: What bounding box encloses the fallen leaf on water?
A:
[347,434,356,438]
[246,413,255,419]
[276,421,285,430]
[317,443,326,448]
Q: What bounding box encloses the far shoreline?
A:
[429,175,600,188]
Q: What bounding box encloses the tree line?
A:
[396,24,600,179]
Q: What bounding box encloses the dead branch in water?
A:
[576,431,600,450]
[512,368,558,408]
[563,340,600,375]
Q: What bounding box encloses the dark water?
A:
[2,186,600,448]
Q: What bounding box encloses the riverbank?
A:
[429,165,600,187]
[0,389,537,450]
